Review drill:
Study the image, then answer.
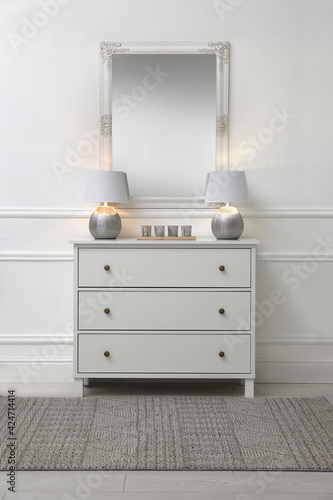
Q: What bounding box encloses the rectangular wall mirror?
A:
[99,42,229,208]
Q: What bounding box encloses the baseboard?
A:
[0,360,73,384]
[1,360,332,384]
[256,361,333,383]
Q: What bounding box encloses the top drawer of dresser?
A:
[77,248,251,288]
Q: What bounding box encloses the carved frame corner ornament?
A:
[100,42,129,72]
[210,41,229,65]
[217,115,228,137]
[100,114,112,137]
[200,41,229,71]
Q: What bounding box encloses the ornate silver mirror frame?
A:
[99,42,229,210]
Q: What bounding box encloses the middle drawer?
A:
[78,291,251,331]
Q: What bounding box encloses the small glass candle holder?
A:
[141,225,152,237]
[154,225,165,237]
[168,225,178,237]
[181,225,192,237]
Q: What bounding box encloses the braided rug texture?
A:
[0,396,332,470]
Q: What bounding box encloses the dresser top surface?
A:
[71,238,259,248]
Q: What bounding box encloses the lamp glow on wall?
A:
[84,169,130,239]
[204,171,249,239]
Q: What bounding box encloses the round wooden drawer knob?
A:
[219,351,225,357]
[104,351,110,357]
[219,308,225,315]
[104,265,110,271]
[219,265,225,271]
[104,308,110,314]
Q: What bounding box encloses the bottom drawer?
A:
[77,334,251,374]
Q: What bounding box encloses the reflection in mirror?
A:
[112,54,216,198]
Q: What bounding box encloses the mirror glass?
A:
[112,54,216,198]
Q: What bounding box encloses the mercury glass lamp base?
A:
[89,205,122,239]
[211,205,244,240]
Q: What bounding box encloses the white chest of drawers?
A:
[73,239,258,397]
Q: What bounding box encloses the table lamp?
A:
[204,170,249,239]
[84,169,130,239]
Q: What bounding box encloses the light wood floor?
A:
[0,381,332,500]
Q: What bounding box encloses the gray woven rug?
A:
[1,396,332,471]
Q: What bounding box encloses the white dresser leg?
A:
[244,379,254,398]
[74,378,84,397]
[83,378,89,386]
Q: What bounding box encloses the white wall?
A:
[1,0,333,388]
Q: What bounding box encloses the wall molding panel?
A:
[256,335,333,345]
[1,251,333,262]
[0,252,73,262]
[1,207,333,219]
[0,334,73,345]
[257,253,333,262]
[1,333,332,346]
[244,209,333,219]
[1,206,332,384]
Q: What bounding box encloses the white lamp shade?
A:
[204,171,249,203]
[84,170,130,203]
